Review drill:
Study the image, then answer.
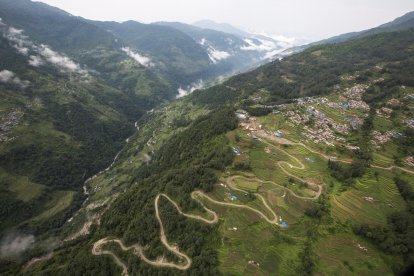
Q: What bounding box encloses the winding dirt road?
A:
[227,175,321,201]
[192,191,279,225]
[259,133,414,175]
[92,188,284,275]
[92,193,219,275]
[91,129,414,274]
[260,139,323,198]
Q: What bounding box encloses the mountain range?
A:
[1,0,414,275]
[273,10,414,60]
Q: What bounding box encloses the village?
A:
[0,108,21,143]
[236,83,413,154]
[242,90,359,145]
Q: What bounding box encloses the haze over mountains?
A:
[1,0,414,275]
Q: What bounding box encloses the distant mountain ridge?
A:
[192,19,304,62]
[268,10,414,60]
[316,11,414,45]
[193,19,250,37]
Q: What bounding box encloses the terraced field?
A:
[218,110,413,274]
[332,170,406,225]
[315,233,395,275]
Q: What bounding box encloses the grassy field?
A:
[315,233,397,275]
[372,151,395,167]
[233,178,260,192]
[264,186,312,224]
[331,169,406,225]
[215,206,304,275]
[1,169,45,202]
[30,190,75,222]
[256,114,303,142]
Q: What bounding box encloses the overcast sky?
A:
[37,0,414,40]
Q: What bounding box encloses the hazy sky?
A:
[37,0,414,40]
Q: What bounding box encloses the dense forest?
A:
[22,108,237,275]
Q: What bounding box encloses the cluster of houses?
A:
[226,192,238,201]
[284,108,349,146]
[273,130,283,137]
[219,183,239,201]
[284,90,377,148]
[236,87,409,154]
[371,130,402,146]
[321,84,371,112]
[405,156,414,167]
[250,95,263,103]
[235,110,249,121]
[286,110,310,126]
[288,108,361,151]
[356,243,368,252]
[340,85,372,111]
[404,94,414,100]
[343,84,368,100]
[326,100,369,112]
[232,146,241,155]
[297,97,329,106]
[406,119,414,129]
[303,125,337,147]
[340,74,358,81]
[387,98,401,106]
[248,260,260,266]
[345,115,364,130]
[346,100,370,111]
[343,144,361,151]
[376,107,393,118]
[279,216,288,228]
[0,109,21,142]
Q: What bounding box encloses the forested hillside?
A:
[194,28,414,106]
[9,26,414,276]
[1,1,414,274]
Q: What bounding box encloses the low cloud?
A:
[0,70,15,83]
[122,47,152,67]
[248,31,309,50]
[241,38,277,52]
[197,39,232,64]
[143,153,152,164]
[1,22,88,76]
[0,69,30,89]
[8,27,23,35]
[28,55,45,67]
[176,80,204,98]
[208,47,231,64]
[2,26,31,56]
[36,45,87,74]
[0,233,35,258]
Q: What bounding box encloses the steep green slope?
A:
[0,0,175,102]
[91,20,212,86]
[0,0,174,237]
[13,28,414,276]
[156,22,269,75]
[194,28,414,106]
[0,33,137,234]
[0,0,117,54]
